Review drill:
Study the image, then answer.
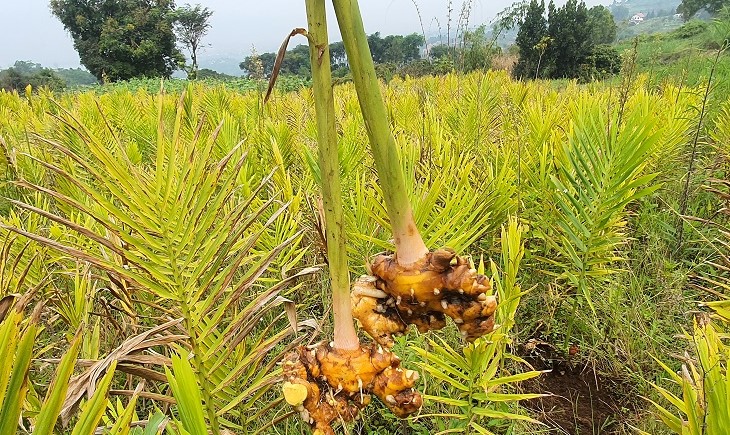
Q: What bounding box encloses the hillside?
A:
[611,0,681,16]
[615,16,730,88]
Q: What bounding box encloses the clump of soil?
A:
[520,340,639,434]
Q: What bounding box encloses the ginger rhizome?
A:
[282,343,422,435]
[352,248,498,348]
[280,1,422,434]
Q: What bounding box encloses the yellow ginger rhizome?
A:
[282,343,421,435]
[353,248,498,348]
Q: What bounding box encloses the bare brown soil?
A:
[521,342,639,434]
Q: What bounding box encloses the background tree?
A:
[367,32,388,64]
[54,67,98,86]
[514,0,547,79]
[50,0,184,82]
[545,0,591,79]
[461,25,499,72]
[381,34,424,65]
[429,44,453,60]
[0,62,66,92]
[240,33,425,79]
[677,0,729,19]
[240,44,312,78]
[610,4,630,21]
[173,4,213,80]
[196,68,235,80]
[587,5,617,45]
[239,46,274,79]
[329,41,348,69]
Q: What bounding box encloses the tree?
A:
[610,4,630,21]
[239,32,424,79]
[329,41,347,69]
[514,0,547,79]
[545,0,591,79]
[588,5,617,45]
[461,25,499,72]
[677,0,729,19]
[10,61,43,75]
[579,44,621,82]
[196,68,236,80]
[0,65,66,92]
[381,33,424,65]
[429,44,453,60]
[173,4,213,79]
[54,68,99,86]
[239,45,310,79]
[367,32,388,63]
[50,0,184,82]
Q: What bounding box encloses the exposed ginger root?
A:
[282,342,422,434]
[352,248,497,346]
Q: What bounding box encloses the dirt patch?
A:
[520,341,639,434]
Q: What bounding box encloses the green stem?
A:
[182,304,221,434]
[332,0,428,266]
[564,293,579,353]
[306,0,359,350]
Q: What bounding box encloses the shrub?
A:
[579,44,622,82]
[672,20,708,39]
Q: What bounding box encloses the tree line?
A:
[0,61,97,92]
[240,33,425,79]
[241,26,513,82]
[3,0,725,91]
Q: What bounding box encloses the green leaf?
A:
[71,360,117,435]
[108,383,144,435]
[0,314,39,434]
[34,330,84,435]
[166,352,208,434]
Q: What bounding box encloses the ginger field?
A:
[0,70,728,434]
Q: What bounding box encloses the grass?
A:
[613,18,730,90]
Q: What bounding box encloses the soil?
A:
[520,340,640,434]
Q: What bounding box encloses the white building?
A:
[630,12,646,24]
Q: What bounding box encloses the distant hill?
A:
[610,0,681,16]
[611,0,685,41]
[198,55,246,77]
[0,61,98,88]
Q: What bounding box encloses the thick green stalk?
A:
[306,0,359,350]
[331,0,428,266]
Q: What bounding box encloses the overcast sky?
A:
[0,0,609,69]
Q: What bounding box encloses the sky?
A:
[0,0,610,69]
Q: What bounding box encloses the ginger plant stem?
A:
[306,0,359,350]
[331,0,428,266]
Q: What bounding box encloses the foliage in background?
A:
[514,0,620,80]
[678,0,729,20]
[240,32,425,80]
[50,0,184,82]
[0,61,97,91]
[172,3,214,80]
[0,62,66,93]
